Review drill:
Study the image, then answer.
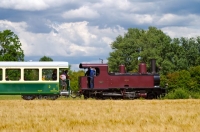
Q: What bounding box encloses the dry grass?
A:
[0,99,199,132]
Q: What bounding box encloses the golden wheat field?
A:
[0,99,199,132]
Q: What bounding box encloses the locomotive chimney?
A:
[119,65,125,73]
[151,59,156,74]
[139,62,147,74]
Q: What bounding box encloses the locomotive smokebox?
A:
[119,65,125,73]
[139,63,147,74]
[151,59,156,74]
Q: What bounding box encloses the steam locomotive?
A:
[78,59,166,99]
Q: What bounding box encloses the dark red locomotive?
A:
[78,59,166,99]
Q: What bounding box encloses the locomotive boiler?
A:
[78,59,166,99]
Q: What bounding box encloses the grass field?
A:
[0,95,22,100]
[0,99,199,132]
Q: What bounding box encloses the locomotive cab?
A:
[79,63,108,89]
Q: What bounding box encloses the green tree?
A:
[189,66,200,92]
[108,27,171,72]
[158,38,186,74]
[108,27,200,75]
[0,30,24,61]
[68,70,85,91]
[180,37,200,68]
[39,56,53,61]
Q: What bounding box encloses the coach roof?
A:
[0,61,69,67]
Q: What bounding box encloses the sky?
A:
[0,0,200,70]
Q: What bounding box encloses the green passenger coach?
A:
[0,61,71,100]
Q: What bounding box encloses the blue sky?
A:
[0,0,200,70]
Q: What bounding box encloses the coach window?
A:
[6,69,21,81]
[42,69,57,81]
[24,69,39,81]
[0,69,2,81]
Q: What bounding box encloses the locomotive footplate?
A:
[102,92,123,97]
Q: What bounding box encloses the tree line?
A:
[1,28,200,99]
[108,27,200,75]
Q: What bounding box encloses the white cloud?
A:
[0,20,126,58]
[49,21,99,47]
[0,0,70,11]
[100,0,131,11]
[156,14,199,26]
[132,14,154,24]
[186,14,200,26]
[102,37,113,45]
[158,14,178,24]
[62,6,100,19]
[162,26,200,38]
[47,21,126,56]
[2,19,200,61]
[0,20,28,32]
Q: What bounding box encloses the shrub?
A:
[189,92,200,99]
[165,88,189,99]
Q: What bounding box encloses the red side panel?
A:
[94,76,108,89]
[79,75,154,89]
[79,77,88,89]
[108,75,154,88]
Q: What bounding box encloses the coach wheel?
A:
[22,95,36,100]
[37,95,43,100]
[49,95,58,100]
[147,93,156,99]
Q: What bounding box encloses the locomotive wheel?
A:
[21,95,36,100]
[83,94,89,99]
[84,96,88,100]
[147,93,156,99]
[83,91,89,99]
